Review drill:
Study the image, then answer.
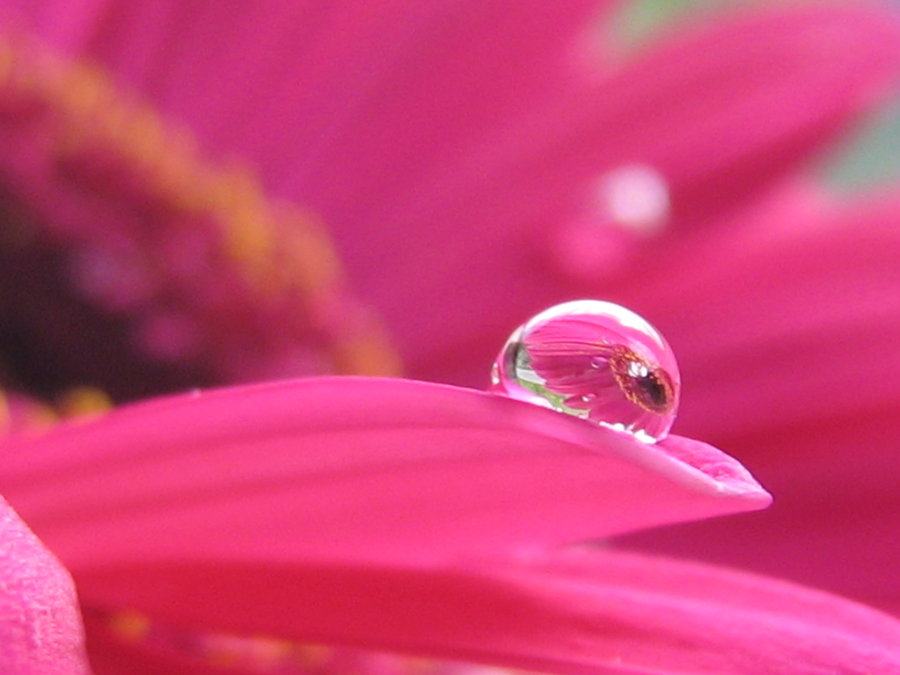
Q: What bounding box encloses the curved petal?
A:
[614,190,900,614]
[618,406,900,615]
[0,496,89,675]
[390,2,900,385]
[9,2,898,391]
[639,192,900,440]
[0,377,768,570]
[75,549,900,674]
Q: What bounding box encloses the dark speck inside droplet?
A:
[635,370,670,411]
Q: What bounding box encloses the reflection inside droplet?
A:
[491,300,680,443]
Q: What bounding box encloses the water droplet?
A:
[491,300,680,443]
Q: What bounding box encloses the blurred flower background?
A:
[1,0,900,672]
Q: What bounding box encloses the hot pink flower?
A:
[3,377,900,673]
[1,0,899,672]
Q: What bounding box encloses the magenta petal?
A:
[611,190,900,613]
[76,549,900,674]
[377,2,900,383]
[0,496,89,675]
[0,377,768,569]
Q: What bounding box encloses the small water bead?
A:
[491,300,680,443]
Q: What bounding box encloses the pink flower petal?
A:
[11,2,897,392]
[75,549,900,674]
[611,189,900,614]
[0,496,89,674]
[628,191,900,441]
[619,406,900,616]
[387,1,900,385]
[0,377,768,571]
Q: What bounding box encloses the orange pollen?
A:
[0,34,401,376]
[107,610,152,642]
[56,386,113,420]
[0,390,9,436]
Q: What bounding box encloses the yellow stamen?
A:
[56,386,113,420]
[55,61,106,118]
[207,165,274,279]
[277,206,341,291]
[0,41,14,80]
[0,390,9,437]
[336,324,404,376]
[0,34,402,376]
[108,610,152,642]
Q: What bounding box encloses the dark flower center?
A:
[0,36,398,405]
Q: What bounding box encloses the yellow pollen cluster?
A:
[0,34,400,376]
[56,386,113,420]
[101,608,538,673]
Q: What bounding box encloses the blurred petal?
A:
[0,496,89,674]
[638,191,900,438]
[615,189,900,614]
[9,2,897,389]
[0,377,768,571]
[620,415,900,617]
[381,1,900,384]
[75,549,900,674]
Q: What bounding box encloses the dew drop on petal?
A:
[490,300,680,443]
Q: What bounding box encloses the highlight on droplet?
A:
[491,300,680,442]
